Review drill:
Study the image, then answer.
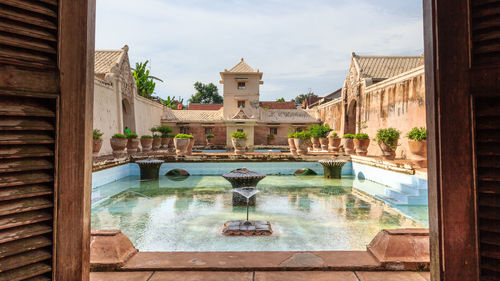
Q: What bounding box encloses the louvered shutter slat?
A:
[0,2,58,279]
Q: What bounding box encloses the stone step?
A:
[384,188,428,206]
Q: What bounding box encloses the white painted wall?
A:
[134,95,164,137]
[93,79,121,155]
[93,79,165,156]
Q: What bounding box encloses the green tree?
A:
[132,60,163,99]
[189,82,223,104]
[276,97,285,102]
[292,91,318,104]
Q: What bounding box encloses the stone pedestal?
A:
[319,159,347,179]
[136,159,164,181]
[90,230,138,271]
[222,220,273,236]
[367,228,430,270]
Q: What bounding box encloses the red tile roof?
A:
[188,103,223,110]
[260,101,296,109]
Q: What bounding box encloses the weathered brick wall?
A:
[317,102,343,133]
[361,72,426,158]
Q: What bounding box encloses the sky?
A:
[95,0,423,102]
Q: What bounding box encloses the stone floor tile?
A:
[149,271,253,281]
[255,271,358,281]
[90,272,153,281]
[418,272,431,281]
[356,271,427,281]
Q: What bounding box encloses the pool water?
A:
[91,175,426,252]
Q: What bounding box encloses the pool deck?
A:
[90,270,430,281]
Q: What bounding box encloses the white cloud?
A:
[96,0,423,101]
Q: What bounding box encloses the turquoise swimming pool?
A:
[91,162,428,252]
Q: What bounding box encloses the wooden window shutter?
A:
[471,0,500,65]
[0,0,58,280]
[475,96,500,280]
[471,1,500,280]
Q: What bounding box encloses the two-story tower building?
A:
[221,58,264,151]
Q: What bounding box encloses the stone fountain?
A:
[318,159,347,179]
[222,187,273,236]
[222,168,266,206]
[135,158,164,180]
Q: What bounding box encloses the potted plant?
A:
[267,133,275,145]
[287,132,297,155]
[151,127,162,151]
[206,133,215,146]
[110,133,127,158]
[308,124,331,151]
[126,133,140,155]
[167,133,176,153]
[231,131,247,155]
[186,135,195,155]
[293,130,312,155]
[407,127,427,168]
[353,133,370,156]
[156,125,173,149]
[376,128,401,160]
[173,133,192,156]
[140,135,153,152]
[152,135,162,151]
[308,125,321,150]
[93,129,103,157]
[342,134,355,154]
[328,131,341,152]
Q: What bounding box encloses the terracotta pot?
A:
[173,138,190,156]
[408,140,427,168]
[126,138,140,155]
[232,138,247,155]
[343,138,354,154]
[206,138,214,146]
[319,138,328,151]
[328,137,341,152]
[353,139,370,156]
[161,137,170,149]
[152,137,162,150]
[167,137,175,153]
[294,138,309,155]
[110,138,127,158]
[140,138,153,152]
[92,139,102,157]
[288,138,297,155]
[379,140,398,160]
[268,137,275,145]
[186,138,195,155]
[311,137,321,150]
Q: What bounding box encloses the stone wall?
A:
[164,122,227,146]
[254,124,294,145]
[133,95,163,137]
[93,79,120,155]
[316,99,343,133]
[360,67,426,158]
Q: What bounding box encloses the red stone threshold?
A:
[91,229,430,273]
[120,251,381,272]
[90,271,431,281]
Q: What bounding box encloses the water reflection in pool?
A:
[91,175,426,252]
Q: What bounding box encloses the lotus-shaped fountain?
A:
[135,158,164,181]
[222,168,266,206]
[319,159,347,179]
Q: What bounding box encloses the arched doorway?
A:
[122,98,136,133]
[345,100,357,134]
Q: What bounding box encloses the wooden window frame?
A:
[49,0,489,280]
